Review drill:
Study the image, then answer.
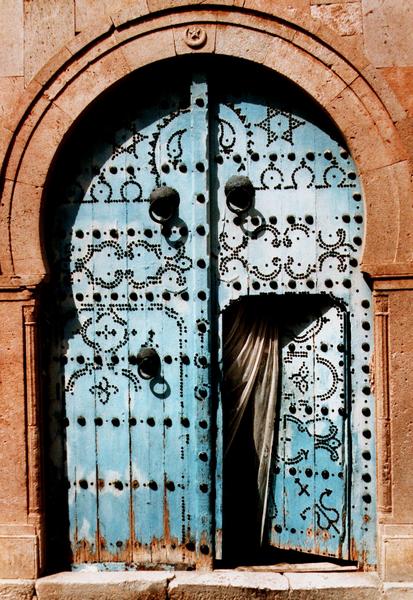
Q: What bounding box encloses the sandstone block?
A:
[0,0,24,77]
[243,0,310,13]
[169,570,289,599]
[215,23,269,64]
[148,0,238,12]
[75,0,141,32]
[360,162,402,265]
[384,583,413,599]
[109,0,150,28]
[0,76,25,121]
[382,534,413,582]
[120,29,176,71]
[350,75,407,162]
[24,0,75,84]
[0,580,35,600]
[380,67,413,118]
[16,103,73,188]
[311,0,361,3]
[311,2,362,36]
[326,86,397,173]
[173,24,217,55]
[362,0,413,67]
[265,35,347,106]
[0,536,37,580]
[9,181,45,277]
[286,572,379,599]
[35,571,172,600]
[53,46,130,121]
[292,29,360,84]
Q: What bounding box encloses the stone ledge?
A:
[170,570,289,599]
[32,570,382,600]
[170,571,379,599]
[384,582,413,599]
[35,571,173,600]
[1,571,404,600]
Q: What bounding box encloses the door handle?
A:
[136,347,161,380]
[149,186,180,223]
[224,175,255,215]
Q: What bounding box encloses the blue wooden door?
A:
[210,64,375,563]
[46,59,375,568]
[47,71,213,568]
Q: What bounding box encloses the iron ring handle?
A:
[149,186,180,224]
[136,347,161,380]
[224,175,255,215]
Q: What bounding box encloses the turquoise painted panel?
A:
[46,71,213,567]
[271,298,349,555]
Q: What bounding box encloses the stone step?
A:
[3,571,413,600]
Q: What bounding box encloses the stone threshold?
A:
[1,571,413,599]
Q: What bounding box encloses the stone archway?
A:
[0,1,411,579]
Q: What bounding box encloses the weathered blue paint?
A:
[210,68,375,563]
[46,59,375,568]
[47,72,214,567]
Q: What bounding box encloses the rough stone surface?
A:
[24,0,75,83]
[362,0,413,67]
[0,580,35,600]
[243,0,310,13]
[0,299,29,525]
[215,23,269,63]
[380,67,413,117]
[35,572,172,600]
[384,583,413,599]
[169,571,289,599]
[0,535,37,580]
[311,2,362,36]
[286,572,379,599]
[0,0,24,77]
[75,0,137,32]
[0,76,25,120]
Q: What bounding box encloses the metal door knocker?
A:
[149,186,180,223]
[136,347,161,380]
[224,175,255,215]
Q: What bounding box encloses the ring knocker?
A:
[224,175,255,215]
[149,186,180,224]
[136,347,161,380]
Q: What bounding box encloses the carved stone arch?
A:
[0,2,411,286]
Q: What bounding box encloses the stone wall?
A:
[1,1,411,124]
[0,0,412,587]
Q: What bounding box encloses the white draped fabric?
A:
[223,300,279,543]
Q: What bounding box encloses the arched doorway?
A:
[43,56,376,570]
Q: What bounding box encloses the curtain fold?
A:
[223,300,279,544]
